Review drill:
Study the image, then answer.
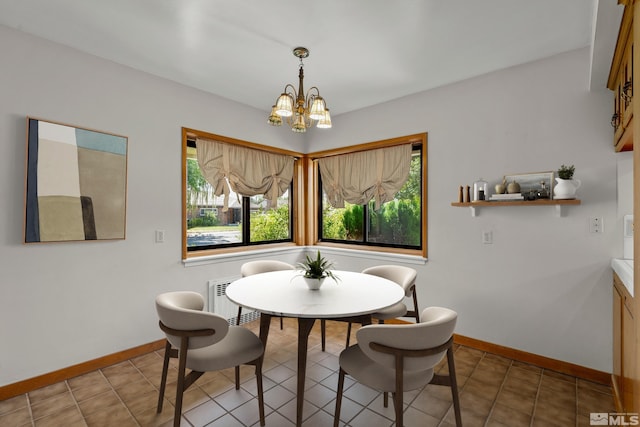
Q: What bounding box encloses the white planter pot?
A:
[303,277,325,290]
[553,178,581,200]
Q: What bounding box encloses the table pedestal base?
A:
[257,314,372,427]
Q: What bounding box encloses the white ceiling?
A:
[0,0,622,116]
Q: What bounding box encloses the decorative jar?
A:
[473,178,488,201]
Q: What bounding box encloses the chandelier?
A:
[267,47,332,132]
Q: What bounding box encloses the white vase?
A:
[303,277,325,290]
[553,178,581,200]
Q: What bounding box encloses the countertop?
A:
[612,258,634,298]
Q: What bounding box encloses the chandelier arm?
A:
[282,84,298,99]
[306,86,321,98]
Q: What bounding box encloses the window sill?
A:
[183,243,299,267]
[183,243,427,267]
[313,243,427,265]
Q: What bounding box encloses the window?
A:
[313,134,427,257]
[182,129,426,259]
[182,129,301,258]
[199,208,218,217]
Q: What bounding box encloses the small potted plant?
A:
[557,164,575,180]
[554,164,581,199]
[296,250,339,290]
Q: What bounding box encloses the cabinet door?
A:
[614,283,623,405]
[622,300,636,411]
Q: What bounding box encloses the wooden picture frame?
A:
[24,118,128,243]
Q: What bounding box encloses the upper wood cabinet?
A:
[609,5,634,152]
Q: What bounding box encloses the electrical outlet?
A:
[589,217,603,234]
[482,230,493,244]
[155,230,165,243]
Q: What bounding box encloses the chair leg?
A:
[334,368,346,427]
[279,316,283,329]
[345,322,352,347]
[379,318,390,407]
[157,340,171,413]
[235,308,243,388]
[173,337,189,427]
[447,347,463,427]
[235,366,240,390]
[412,288,420,323]
[392,391,403,427]
[321,319,326,351]
[254,359,265,426]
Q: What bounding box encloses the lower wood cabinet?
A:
[613,272,636,411]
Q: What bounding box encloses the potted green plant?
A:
[554,164,581,199]
[296,250,339,290]
[557,164,575,180]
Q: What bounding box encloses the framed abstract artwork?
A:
[24,118,128,243]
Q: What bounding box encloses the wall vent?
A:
[207,277,258,325]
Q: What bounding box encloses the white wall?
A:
[0,25,303,387]
[308,47,619,373]
[0,23,620,387]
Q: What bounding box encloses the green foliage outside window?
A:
[187,158,209,210]
[322,207,346,240]
[342,204,364,240]
[188,212,220,228]
[369,198,421,246]
[250,204,290,241]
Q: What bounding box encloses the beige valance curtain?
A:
[317,144,412,210]
[196,137,294,212]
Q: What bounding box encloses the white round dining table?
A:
[226,269,404,426]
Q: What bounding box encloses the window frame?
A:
[182,128,304,259]
[309,133,427,258]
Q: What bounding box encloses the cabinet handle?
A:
[622,80,633,105]
[611,113,620,129]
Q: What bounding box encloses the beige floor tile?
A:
[84,404,138,427]
[28,382,69,404]
[489,402,531,426]
[0,394,28,416]
[0,406,31,426]
[77,389,123,417]
[33,405,85,427]
[30,391,75,420]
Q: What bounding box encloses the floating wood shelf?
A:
[451,199,581,217]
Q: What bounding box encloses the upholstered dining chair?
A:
[156,291,265,427]
[345,265,419,347]
[334,306,462,427]
[238,260,295,329]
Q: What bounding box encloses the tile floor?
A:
[1,317,615,426]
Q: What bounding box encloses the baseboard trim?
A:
[0,340,165,401]
[454,334,611,385]
[0,332,612,401]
